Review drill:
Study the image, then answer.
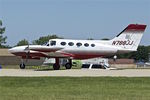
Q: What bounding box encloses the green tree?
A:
[16,39,29,46]
[132,46,149,61]
[87,38,93,40]
[0,20,7,47]
[101,38,110,40]
[117,45,149,62]
[87,38,110,40]
[32,35,62,45]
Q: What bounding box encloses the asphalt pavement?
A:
[1,69,150,77]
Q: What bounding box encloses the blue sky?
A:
[1,0,150,46]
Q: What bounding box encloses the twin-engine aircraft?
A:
[9,24,147,70]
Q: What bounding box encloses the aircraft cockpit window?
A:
[50,41,56,46]
[84,43,89,47]
[46,43,49,46]
[76,42,82,47]
[68,42,74,46]
[60,42,66,46]
[91,44,95,47]
[44,42,49,46]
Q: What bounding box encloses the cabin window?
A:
[50,41,56,46]
[68,42,74,46]
[76,42,82,47]
[84,43,89,47]
[60,42,66,46]
[91,44,95,47]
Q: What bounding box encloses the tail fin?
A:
[110,24,147,51]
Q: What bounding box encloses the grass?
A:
[0,77,150,100]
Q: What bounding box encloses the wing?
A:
[9,45,74,59]
[23,45,72,59]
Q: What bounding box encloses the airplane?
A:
[9,24,147,70]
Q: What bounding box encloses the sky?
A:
[0,0,150,46]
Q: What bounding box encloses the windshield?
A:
[43,42,49,46]
[46,43,49,46]
[50,41,56,46]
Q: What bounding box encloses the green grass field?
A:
[0,77,150,100]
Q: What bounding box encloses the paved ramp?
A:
[1,69,150,77]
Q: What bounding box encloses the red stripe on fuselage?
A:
[12,52,48,57]
[61,52,104,59]
[72,54,104,59]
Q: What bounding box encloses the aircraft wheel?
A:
[65,63,72,69]
[20,63,25,69]
[53,64,60,70]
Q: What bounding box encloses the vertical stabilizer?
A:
[110,24,146,51]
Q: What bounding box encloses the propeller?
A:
[24,42,30,62]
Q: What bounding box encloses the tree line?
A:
[16,35,62,46]
[0,20,150,61]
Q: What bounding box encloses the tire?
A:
[53,64,60,70]
[20,63,25,69]
[65,63,72,69]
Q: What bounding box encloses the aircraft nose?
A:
[8,47,16,53]
[9,46,26,53]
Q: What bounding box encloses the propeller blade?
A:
[25,43,30,62]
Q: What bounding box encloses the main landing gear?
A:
[53,58,72,70]
[53,58,60,70]
[65,59,72,69]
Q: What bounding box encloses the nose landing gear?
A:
[19,59,26,69]
[20,63,25,69]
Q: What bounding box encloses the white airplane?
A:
[9,24,147,70]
